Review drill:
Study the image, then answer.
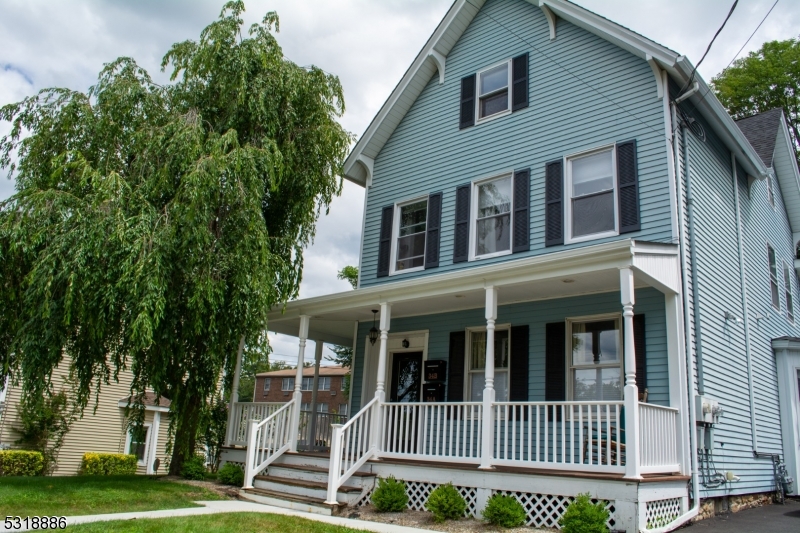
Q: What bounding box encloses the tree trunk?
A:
[168,389,203,476]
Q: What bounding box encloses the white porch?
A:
[225,240,693,532]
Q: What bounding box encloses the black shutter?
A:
[545,322,566,421]
[545,160,564,247]
[511,53,529,112]
[425,192,443,269]
[617,140,641,233]
[510,325,529,401]
[513,169,530,253]
[633,314,647,392]
[453,184,471,263]
[447,331,466,401]
[377,205,394,278]
[459,74,476,129]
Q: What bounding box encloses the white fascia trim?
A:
[117,401,170,413]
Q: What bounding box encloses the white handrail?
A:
[492,401,625,473]
[381,402,482,463]
[243,399,295,488]
[639,402,680,473]
[228,402,285,446]
[325,396,379,504]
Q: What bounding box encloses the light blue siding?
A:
[350,287,668,413]
[678,102,800,497]
[360,0,672,287]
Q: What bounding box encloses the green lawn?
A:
[0,475,224,517]
[67,513,363,532]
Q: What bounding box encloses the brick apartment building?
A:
[253,365,349,415]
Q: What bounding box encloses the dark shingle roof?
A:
[119,392,171,408]
[735,108,784,167]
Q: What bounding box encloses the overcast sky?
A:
[1,0,797,365]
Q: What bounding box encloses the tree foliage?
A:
[0,1,352,474]
[14,390,78,475]
[712,38,800,164]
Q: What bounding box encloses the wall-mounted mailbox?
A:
[424,360,447,383]
[423,383,445,402]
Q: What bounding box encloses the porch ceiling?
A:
[267,239,679,343]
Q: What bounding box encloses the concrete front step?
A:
[274,452,338,469]
[267,462,376,488]
[253,474,365,506]
[239,487,339,516]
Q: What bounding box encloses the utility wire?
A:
[724,0,779,70]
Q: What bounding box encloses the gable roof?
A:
[735,108,784,167]
[342,0,768,186]
[257,365,348,378]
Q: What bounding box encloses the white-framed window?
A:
[465,326,510,402]
[476,60,512,123]
[318,377,331,391]
[301,377,313,391]
[318,403,329,413]
[567,315,623,401]
[339,403,349,416]
[768,244,780,310]
[126,424,152,466]
[263,378,270,392]
[565,146,618,244]
[281,377,294,391]
[341,376,347,392]
[767,172,775,207]
[784,261,794,322]
[390,198,428,275]
[471,173,513,260]
[301,402,310,411]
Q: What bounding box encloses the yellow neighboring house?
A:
[0,359,171,476]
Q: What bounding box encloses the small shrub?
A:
[80,452,138,475]
[0,450,45,476]
[426,483,466,523]
[371,476,408,512]
[180,455,207,480]
[218,463,244,486]
[559,493,610,533]
[483,494,526,528]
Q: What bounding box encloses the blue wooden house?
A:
[221,1,800,531]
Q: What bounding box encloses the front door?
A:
[390,351,423,402]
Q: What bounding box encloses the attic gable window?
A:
[477,61,511,122]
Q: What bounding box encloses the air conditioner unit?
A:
[331,390,336,396]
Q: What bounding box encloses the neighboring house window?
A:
[301,402,310,411]
[282,377,294,391]
[568,317,622,401]
[301,377,313,391]
[391,199,427,274]
[127,424,151,465]
[784,261,794,321]
[341,376,347,392]
[476,60,511,122]
[339,404,349,416]
[768,245,780,310]
[466,328,509,401]
[263,378,270,392]
[472,174,513,259]
[318,377,331,391]
[318,403,329,413]
[566,147,617,243]
[767,173,775,207]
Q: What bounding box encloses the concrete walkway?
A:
[1,500,431,533]
[682,499,800,532]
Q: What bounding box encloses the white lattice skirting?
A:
[358,481,479,518]
[644,497,682,529]
[492,490,617,530]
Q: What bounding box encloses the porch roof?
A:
[267,239,679,345]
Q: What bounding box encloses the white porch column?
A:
[372,303,391,454]
[665,292,691,475]
[289,315,310,453]
[480,286,498,470]
[147,411,161,475]
[308,340,324,450]
[224,335,246,446]
[620,268,642,480]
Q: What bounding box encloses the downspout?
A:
[674,103,701,523]
[731,154,759,452]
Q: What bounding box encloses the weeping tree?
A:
[0,1,352,474]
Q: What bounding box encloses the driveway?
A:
[682,499,800,532]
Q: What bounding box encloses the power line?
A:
[724,0,779,70]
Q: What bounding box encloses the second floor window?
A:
[477,60,511,122]
[281,377,294,391]
[263,378,270,392]
[318,376,331,391]
[301,377,313,391]
[393,199,427,273]
[473,174,512,259]
[768,245,780,310]
[784,261,794,321]
[566,148,617,242]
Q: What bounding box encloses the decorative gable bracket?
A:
[428,50,446,85]
[539,3,557,40]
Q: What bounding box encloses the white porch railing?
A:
[381,402,482,463]
[639,402,680,474]
[492,401,625,473]
[228,402,284,447]
[325,397,379,504]
[243,399,295,488]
